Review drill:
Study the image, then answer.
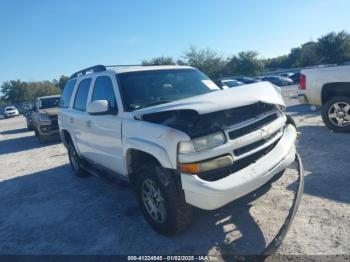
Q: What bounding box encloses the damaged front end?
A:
[131,80,303,252]
[137,101,286,177]
[137,102,282,138]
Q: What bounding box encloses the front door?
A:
[84,75,124,175]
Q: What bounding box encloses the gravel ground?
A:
[0,85,349,257]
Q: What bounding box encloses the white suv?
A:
[59,65,303,235]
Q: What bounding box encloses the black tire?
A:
[134,162,192,236]
[38,134,49,144]
[67,142,89,177]
[321,96,350,133]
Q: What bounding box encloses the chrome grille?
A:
[199,138,280,181]
[234,130,280,156]
[48,115,58,127]
[228,113,279,139]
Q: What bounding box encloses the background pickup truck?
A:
[298,65,350,132]
[32,95,61,143]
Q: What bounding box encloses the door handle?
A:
[86,120,91,127]
[69,117,74,123]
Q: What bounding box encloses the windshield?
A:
[39,97,60,109]
[5,107,15,111]
[117,69,220,111]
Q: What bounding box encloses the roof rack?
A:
[70,64,161,79]
[106,64,143,67]
[70,65,106,79]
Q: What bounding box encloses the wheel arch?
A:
[321,82,350,105]
[60,129,73,148]
[125,148,177,188]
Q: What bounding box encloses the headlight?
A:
[39,113,51,122]
[178,131,226,153]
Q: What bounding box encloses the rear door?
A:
[83,74,124,174]
[58,78,77,132]
[69,77,93,156]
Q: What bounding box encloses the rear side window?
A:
[92,76,118,113]
[59,79,77,108]
[73,78,92,111]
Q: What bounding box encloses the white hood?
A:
[134,81,285,116]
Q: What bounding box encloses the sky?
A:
[1,0,350,84]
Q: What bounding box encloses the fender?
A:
[124,137,174,169]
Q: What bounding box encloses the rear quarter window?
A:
[59,79,77,108]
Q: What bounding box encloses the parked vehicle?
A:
[279,72,294,78]
[298,65,350,132]
[233,76,260,84]
[59,65,302,235]
[215,79,245,89]
[32,95,61,143]
[261,76,294,86]
[25,111,34,131]
[289,72,300,83]
[4,106,19,118]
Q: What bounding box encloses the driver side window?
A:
[92,76,118,114]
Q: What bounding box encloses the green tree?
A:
[55,75,69,90]
[182,46,226,79]
[263,55,290,70]
[227,51,264,76]
[1,80,31,103]
[1,80,60,103]
[297,42,322,67]
[141,56,176,65]
[317,31,350,64]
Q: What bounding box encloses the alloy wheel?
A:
[328,102,350,127]
[142,178,167,223]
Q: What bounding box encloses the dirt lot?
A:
[0,85,349,257]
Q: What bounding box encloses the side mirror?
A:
[87,100,109,115]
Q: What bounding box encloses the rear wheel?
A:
[67,142,89,177]
[321,96,350,132]
[134,162,192,236]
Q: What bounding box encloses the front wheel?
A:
[321,96,350,133]
[134,162,192,236]
[38,134,49,144]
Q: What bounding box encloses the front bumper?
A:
[5,112,17,117]
[38,124,59,136]
[181,124,298,210]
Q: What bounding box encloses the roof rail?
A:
[105,64,142,67]
[70,65,106,79]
